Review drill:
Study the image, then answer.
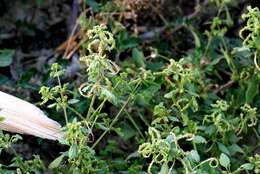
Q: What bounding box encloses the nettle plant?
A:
[38,8,259,173]
[39,25,142,173]
[0,0,256,173]
[1,3,259,173]
[240,6,260,71]
[0,131,45,173]
[135,4,260,174]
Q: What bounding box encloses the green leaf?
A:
[159,162,169,174]
[219,153,230,168]
[0,49,14,67]
[240,163,254,170]
[193,135,207,144]
[101,87,117,104]
[85,0,99,12]
[132,48,145,67]
[115,123,135,141]
[164,90,177,99]
[68,144,78,159]
[49,153,65,169]
[255,36,260,50]
[126,151,140,160]
[68,99,80,104]
[136,84,161,106]
[228,144,244,155]
[117,31,139,51]
[246,75,259,103]
[154,102,168,117]
[190,28,201,48]
[96,123,109,131]
[188,150,200,163]
[0,75,10,84]
[168,116,179,122]
[218,142,230,155]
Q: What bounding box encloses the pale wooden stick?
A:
[0,91,64,141]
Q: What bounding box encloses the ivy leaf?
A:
[0,49,14,67]
[219,153,230,168]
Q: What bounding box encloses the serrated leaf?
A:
[49,153,65,169]
[219,153,230,168]
[101,87,117,104]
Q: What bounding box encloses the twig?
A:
[213,80,234,94]
[91,81,141,148]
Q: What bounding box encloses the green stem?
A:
[91,94,132,148]
[254,51,260,71]
[89,81,120,128]
[92,80,141,148]
[67,105,84,120]
[86,94,96,120]
[124,109,144,138]
[158,54,171,61]
[90,99,107,130]
[57,75,68,124]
